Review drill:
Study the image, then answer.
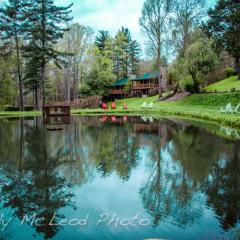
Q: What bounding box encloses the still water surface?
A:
[0,116,239,240]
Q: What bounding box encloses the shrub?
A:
[24,105,34,111]
[148,88,159,97]
[4,105,20,111]
[3,105,35,111]
[226,67,237,78]
[185,83,195,93]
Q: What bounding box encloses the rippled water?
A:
[0,116,239,240]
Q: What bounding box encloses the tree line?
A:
[139,0,239,93]
[0,0,142,110]
[0,0,239,110]
[82,27,142,96]
[0,0,73,110]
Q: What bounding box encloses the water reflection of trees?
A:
[0,118,76,239]
[140,120,239,230]
[86,124,140,180]
[0,117,239,237]
[205,142,240,230]
[139,120,202,227]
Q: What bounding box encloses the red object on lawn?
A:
[123,103,128,110]
[102,103,108,110]
[111,102,116,109]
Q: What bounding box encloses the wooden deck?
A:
[108,89,125,95]
[132,82,158,90]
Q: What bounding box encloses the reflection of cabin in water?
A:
[133,122,159,134]
[108,68,168,100]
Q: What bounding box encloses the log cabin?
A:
[108,68,168,99]
[108,77,129,100]
[131,72,159,96]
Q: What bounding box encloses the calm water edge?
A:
[0,116,239,240]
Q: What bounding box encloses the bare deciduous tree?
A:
[139,0,172,95]
[170,0,206,57]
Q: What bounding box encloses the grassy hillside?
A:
[73,92,240,128]
[180,92,240,107]
[204,76,240,92]
[114,92,240,109]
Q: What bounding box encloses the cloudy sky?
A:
[55,0,217,52]
[0,0,217,52]
[56,0,145,44]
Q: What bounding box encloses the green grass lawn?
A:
[1,92,240,128]
[203,76,240,92]
[73,92,240,128]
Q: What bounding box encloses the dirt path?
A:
[164,92,191,102]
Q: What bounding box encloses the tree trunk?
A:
[158,61,163,97]
[15,30,24,111]
[235,57,240,80]
[35,87,39,110]
[41,63,46,106]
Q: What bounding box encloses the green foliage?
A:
[95,30,110,52]
[122,81,132,94]
[3,105,35,111]
[112,27,141,79]
[0,57,15,109]
[203,0,240,78]
[85,47,115,96]
[169,33,218,92]
[23,0,73,105]
[226,67,237,78]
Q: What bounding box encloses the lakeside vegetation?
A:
[3,91,239,129]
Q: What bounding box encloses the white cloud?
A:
[57,0,146,51]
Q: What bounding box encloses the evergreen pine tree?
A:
[24,0,73,106]
[95,30,110,52]
[129,40,142,75]
[203,0,240,79]
[0,0,27,111]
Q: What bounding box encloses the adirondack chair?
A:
[220,103,233,114]
[147,102,154,109]
[141,102,147,108]
[234,103,240,113]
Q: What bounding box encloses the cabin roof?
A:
[112,77,129,86]
[111,71,160,86]
[132,71,159,81]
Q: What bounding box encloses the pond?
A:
[0,116,239,240]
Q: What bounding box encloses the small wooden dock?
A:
[42,105,71,118]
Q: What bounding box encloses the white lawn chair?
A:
[220,103,233,114]
[147,102,154,109]
[234,103,240,114]
[141,102,147,109]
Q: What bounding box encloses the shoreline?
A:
[1,106,240,129]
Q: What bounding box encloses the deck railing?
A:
[132,82,158,89]
[108,89,124,94]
